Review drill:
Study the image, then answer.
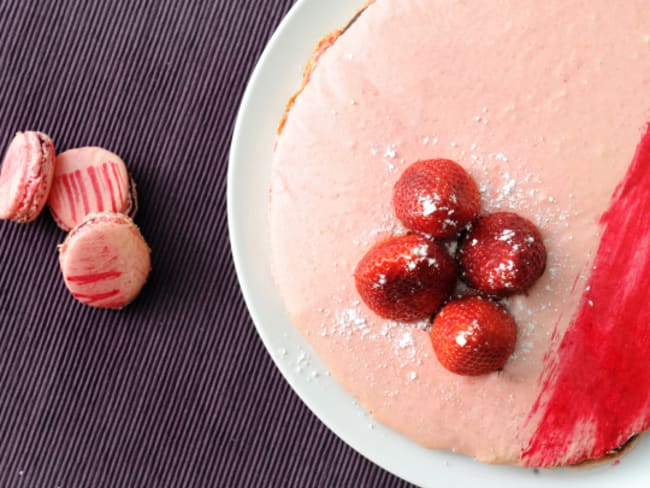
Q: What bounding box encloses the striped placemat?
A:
[0,0,413,485]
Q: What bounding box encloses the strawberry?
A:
[457,212,546,297]
[393,159,481,239]
[430,296,517,376]
[354,234,457,322]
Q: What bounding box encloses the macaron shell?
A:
[0,134,28,219]
[13,132,56,223]
[0,132,51,221]
[48,147,137,231]
[59,212,151,309]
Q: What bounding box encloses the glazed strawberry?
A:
[430,296,517,376]
[354,234,457,322]
[393,159,480,239]
[457,212,546,297]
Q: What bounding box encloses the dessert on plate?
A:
[269,0,650,467]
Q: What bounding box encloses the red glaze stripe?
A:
[101,162,118,212]
[68,170,81,215]
[86,166,104,212]
[67,270,122,284]
[74,170,90,215]
[72,289,120,304]
[521,124,650,467]
[110,161,125,204]
[60,174,77,224]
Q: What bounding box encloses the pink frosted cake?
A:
[269,0,650,466]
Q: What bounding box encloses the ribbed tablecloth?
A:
[0,0,414,486]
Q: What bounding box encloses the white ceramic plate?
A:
[227,1,650,486]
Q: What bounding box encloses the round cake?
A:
[270,0,650,467]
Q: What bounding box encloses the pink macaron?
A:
[48,146,138,231]
[59,212,151,309]
[0,131,56,223]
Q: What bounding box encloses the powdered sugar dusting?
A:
[398,331,415,348]
[419,193,441,216]
[368,212,404,239]
[384,145,397,159]
[455,319,481,347]
[368,142,406,172]
[332,304,370,337]
[372,273,387,289]
[317,298,429,360]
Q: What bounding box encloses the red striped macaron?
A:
[0,131,56,223]
[47,147,138,231]
[59,212,151,309]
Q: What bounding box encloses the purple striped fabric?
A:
[0,1,413,486]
